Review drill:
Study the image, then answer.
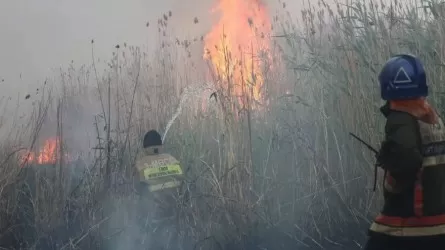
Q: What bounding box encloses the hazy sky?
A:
[0,0,213,91]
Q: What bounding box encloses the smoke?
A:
[0,0,216,133]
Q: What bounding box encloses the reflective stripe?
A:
[370,222,445,236]
[375,214,445,227]
[423,155,445,167]
[143,164,183,180]
[149,180,182,192]
[414,169,424,216]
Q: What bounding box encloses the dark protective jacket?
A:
[367,103,445,246]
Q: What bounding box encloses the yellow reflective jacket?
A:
[135,146,184,192]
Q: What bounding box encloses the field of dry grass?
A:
[1,0,445,249]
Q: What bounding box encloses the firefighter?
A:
[135,129,184,217]
[364,54,445,249]
[134,129,185,249]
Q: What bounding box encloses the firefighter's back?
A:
[136,151,183,193]
[134,130,184,249]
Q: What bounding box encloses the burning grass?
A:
[203,0,272,110]
[20,137,66,166]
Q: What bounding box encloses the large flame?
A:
[21,137,66,165]
[204,0,272,108]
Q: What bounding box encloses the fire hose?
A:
[349,132,380,191]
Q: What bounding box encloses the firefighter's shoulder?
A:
[136,153,183,174]
[139,153,179,166]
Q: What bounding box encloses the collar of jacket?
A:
[143,146,162,155]
[380,101,412,118]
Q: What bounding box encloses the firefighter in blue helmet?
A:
[364,54,445,249]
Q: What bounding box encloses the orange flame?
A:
[204,0,272,108]
[21,137,66,166]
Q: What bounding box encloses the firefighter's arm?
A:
[377,112,423,174]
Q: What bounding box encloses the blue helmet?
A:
[379,54,428,100]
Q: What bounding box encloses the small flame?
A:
[20,137,69,166]
[204,0,272,108]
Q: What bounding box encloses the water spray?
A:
[162,82,215,143]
